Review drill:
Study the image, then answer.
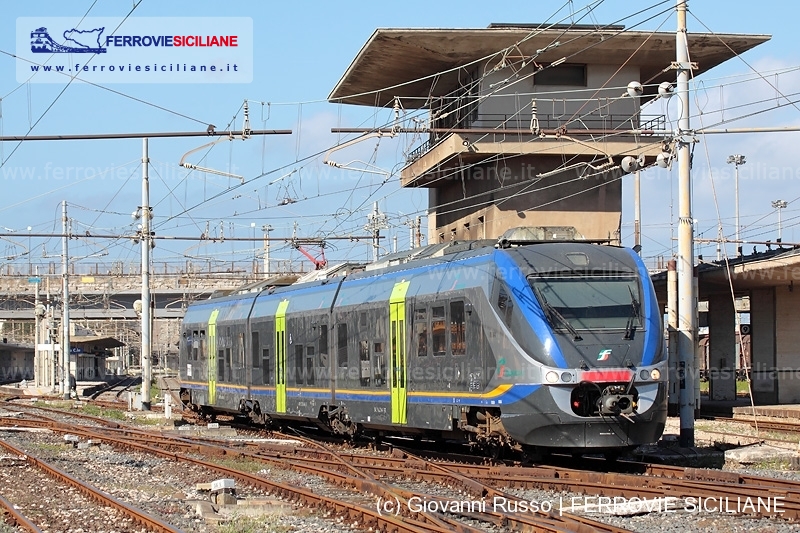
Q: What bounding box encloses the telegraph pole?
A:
[61,201,71,400]
[141,139,152,411]
[676,0,696,447]
[34,270,40,387]
[262,224,273,275]
[364,202,389,261]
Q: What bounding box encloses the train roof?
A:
[183,239,644,321]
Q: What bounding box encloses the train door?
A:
[389,280,410,424]
[275,300,289,413]
[207,309,219,405]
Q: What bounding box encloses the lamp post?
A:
[727,154,746,255]
[772,200,788,241]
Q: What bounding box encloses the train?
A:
[178,239,667,457]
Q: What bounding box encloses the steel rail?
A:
[0,493,44,533]
[0,439,185,533]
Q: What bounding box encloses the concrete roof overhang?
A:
[329,27,770,107]
[652,248,800,304]
[70,335,125,350]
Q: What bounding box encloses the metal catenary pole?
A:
[676,0,697,447]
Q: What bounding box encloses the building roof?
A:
[329,26,770,107]
[652,246,800,302]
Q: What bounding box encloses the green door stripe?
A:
[207,309,219,405]
[390,280,410,424]
[276,299,289,413]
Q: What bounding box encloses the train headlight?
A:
[650,369,661,380]
[561,372,573,382]
[545,371,559,384]
[639,369,649,380]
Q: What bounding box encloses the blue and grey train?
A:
[178,240,667,455]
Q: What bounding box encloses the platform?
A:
[732,403,800,419]
[696,395,753,417]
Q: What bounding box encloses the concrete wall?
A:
[0,347,34,382]
[476,63,641,130]
[428,154,622,242]
[776,287,800,403]
[707,294,736,400]
[750,287,777,404]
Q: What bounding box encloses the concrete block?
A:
[213,492,238,506]
[725,444,798,465]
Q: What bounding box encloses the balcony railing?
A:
[405,113,666,164]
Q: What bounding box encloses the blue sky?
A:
[0,0,797,273]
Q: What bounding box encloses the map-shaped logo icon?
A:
[31,27,107,53]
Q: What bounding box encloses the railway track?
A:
[6,400,800,530]
[1,403,630,533]
[0,437,184,533]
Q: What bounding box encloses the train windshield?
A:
[528,275,642,331]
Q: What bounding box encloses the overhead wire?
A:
[0,1,144,172]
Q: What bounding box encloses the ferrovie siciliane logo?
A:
[17,17,253,84]
[31,26,107,54]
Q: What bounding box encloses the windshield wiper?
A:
[624,286,641,340]
[534,288,582,341]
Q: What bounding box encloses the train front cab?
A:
[488,245,668,453]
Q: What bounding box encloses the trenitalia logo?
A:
[597,349,612,361]
[17,17,253,83]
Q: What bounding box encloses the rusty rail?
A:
[0,493,43,533]
[0,439,184,533]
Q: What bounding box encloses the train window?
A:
[528,275,642,330]
[198,330,205,361]
[237,333,245,367]
[450,301,466,356]
[337,324,348,367]
[431,306,446,356]
[295,344,305,385]
[225,348,232,381]
[306,346,315,385]
[498,289,513,323]
[262,348,270,385]
[252,332,260,368]
[360,312,367,327]
[359,340,370,387]
[415,308,428,357]
[373,342,385,386]
[218,350,225,381]
[319,324,329,365]
[192,330,199,361]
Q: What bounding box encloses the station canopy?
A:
[329,24,770,108]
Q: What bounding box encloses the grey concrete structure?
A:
[654,247,800,405]
[707,294,736,401]
[329,24,769,243]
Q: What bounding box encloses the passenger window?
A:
[252,332,260,368]
[359,340,370,387]
[415,308,428,357]
[306,346,315,386]
[498,288,513,323]
[450,301,466,356]
[295,344,305,385]
[374,342,385,386]
[337,324,348,367]
[319,324,329,366]
[431,306,446,356]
